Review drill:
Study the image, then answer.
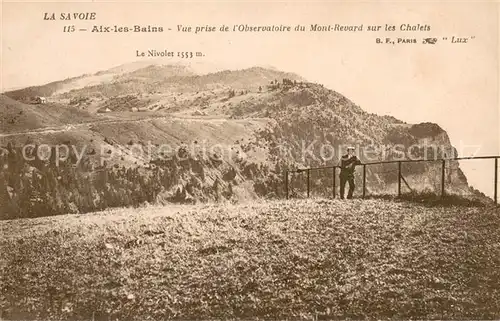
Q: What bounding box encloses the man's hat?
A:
[347,146,355,150]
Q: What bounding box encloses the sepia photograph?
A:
[1,1,499,320]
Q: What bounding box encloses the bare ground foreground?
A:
[1,199,499,320]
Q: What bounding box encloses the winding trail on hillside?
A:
[0,114,264,138]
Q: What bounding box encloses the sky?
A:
[2,1,499,196]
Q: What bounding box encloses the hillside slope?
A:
[1,199,499,320]
[2,61,170,99]
[0,95,96,134]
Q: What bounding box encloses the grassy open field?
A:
[1,199,499,320]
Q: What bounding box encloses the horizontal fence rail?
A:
[285,156,500,204]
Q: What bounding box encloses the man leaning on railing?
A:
[339,146,362,199]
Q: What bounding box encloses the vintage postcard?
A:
[1,1,499,320]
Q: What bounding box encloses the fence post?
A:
[332,167,336,199]
[494,158,498,205]
[398,161,402,197]
[307,169,310,198]
[441,159,446,198]
[362,164,366,199]
[285,170,289,200]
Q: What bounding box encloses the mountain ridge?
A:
[0,62,490,218]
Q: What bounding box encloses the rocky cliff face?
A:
[245,84,476,198]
